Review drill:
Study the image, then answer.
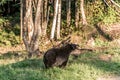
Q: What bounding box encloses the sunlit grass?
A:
[0,47,120,80]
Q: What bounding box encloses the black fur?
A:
[43,43,79,68]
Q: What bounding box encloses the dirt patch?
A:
[97,76,120,80]
[0,44,25,54]
[98,54,113,62]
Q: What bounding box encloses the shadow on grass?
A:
[0,51,27,59]
[71,52,120,75]
[82,59,120,74]
[0,58,50,80]
[0,50,45,69]
[11,58,45,69]
[95,24,113,41]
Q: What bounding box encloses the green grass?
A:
[0,48,120,80]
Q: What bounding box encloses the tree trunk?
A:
[66,0,71,28]
[57,0,62,39]
[29,0,42,57]
[20,0,23,41]
[80,0,87,25]
[22,0,34,44]
[50,0,59,39]
[22,0,42,57]
[75,0,80,29]
[22,0,31,54]
[42,0,48,36]
[28,1,34,44]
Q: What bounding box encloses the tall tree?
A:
[21,0,42,57]
[57,0,62,39]
[66,0,71,28]
[20,0,23,41]
[80,0,87,25]
[50,0,59,39]
[75,0,80,29]
[42,0,48,36]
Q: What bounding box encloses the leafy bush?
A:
[103,8,117,24]
[0,30,20,46]
[0,13,20,46]
[95,39,109,47]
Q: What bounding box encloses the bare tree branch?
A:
[110,0,120,8]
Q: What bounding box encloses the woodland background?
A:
[0,0,120,80]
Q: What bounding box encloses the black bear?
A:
[43,43,79,68]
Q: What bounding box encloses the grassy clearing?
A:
[0,47,120,80]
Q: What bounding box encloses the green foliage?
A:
[103,8,117,24]
[95,39,109,47]
[0,13,20,46]
[0,0,7,5]
[61,19,76,37]
[86,0,118,25]
[86,0,105,24]
[92,1,104,23]
[0,17,6,25]
[0,30,20,46]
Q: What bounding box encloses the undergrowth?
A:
[0,16,20,46]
